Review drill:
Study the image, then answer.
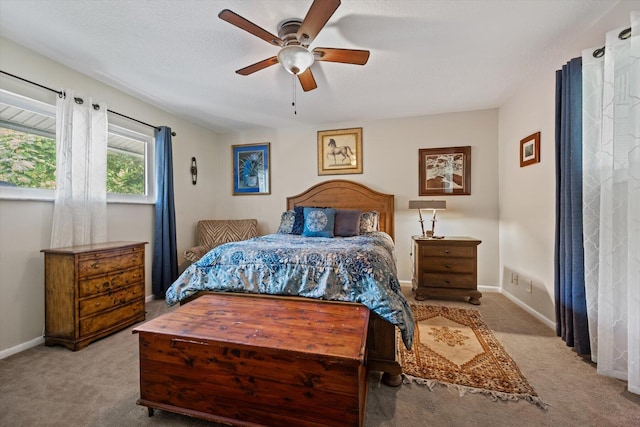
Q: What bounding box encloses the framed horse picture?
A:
[317,127,363,175]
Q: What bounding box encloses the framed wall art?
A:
[232,142,270,195]
[520,132,540,167]
[418,146,471,196]
[317,127,363,175]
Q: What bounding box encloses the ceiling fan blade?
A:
[219,9,283,47]
[297,0,341,47]
[313,47,370,65]
[236,57,279,76]
[298,68,318,92]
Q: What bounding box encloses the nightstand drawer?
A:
[421,246,474,258]
[422,273,476,289]
[421,257,474,274]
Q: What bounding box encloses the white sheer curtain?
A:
[582,11,639,395]
[50,91,108,248]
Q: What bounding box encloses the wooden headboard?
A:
[286,180,395,241]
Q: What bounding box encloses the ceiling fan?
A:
[219,0,370,92]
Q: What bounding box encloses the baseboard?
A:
[400,281,553,329]
[3,296,157,359]
[500,290,555,330]
[0,336,44,360]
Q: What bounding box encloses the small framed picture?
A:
[317,127,363,175]
[419,146,471,196]
[520,132,540,167]
[232,143,270,195]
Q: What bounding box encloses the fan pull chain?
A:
[292,75,297,115]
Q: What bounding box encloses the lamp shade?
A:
[408,200,446,210]
[277,45,314,75]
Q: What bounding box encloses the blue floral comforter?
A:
[166,232,414,349]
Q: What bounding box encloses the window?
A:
[0,89,155,203]
[106,124,155,204]
[0,90,56,199]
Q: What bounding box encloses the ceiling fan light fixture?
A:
[277,45,314,75]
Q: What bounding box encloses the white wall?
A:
[217,108,500,286]
[0,37,219,354]
[497,2,638,325]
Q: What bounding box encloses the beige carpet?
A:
[398,304,548,409]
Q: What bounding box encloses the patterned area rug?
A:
[398,304,548,409]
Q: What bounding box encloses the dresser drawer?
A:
[422,273,476,289]
[78,267,144,297]
[78,248,144,278]
[421,245,474,258]
[80,300,145,337]
[421,257,474,274]
[79,283,145,318]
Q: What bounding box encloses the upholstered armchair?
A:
[183,219,258,264]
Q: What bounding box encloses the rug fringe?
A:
[402,374,551,411]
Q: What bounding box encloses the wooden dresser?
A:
[412,236,482,305]
[134,293,370,427]
[41,241,147,350]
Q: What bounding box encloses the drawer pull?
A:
[445,279,451,284]
[91,261,100,269]
[445,264,451,269]
[444,249,450,254]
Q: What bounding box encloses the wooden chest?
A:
[41,241,147,350]
[412,236,482,304]
[133,293,370,427]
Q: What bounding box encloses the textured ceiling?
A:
[0,0,622,133]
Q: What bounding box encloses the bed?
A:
[166,180,413,386]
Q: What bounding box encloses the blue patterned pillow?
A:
[290,206,305,235]
[276,210,295,234]
[359,211,380,234]
[302,207,336,237]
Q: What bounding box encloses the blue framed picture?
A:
[232,143,270,195]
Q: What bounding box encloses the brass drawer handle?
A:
[91,261,100,269]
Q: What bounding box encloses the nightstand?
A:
[412,236,482,305]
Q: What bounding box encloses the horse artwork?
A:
[317,127,363,176]
[326,138,355,166]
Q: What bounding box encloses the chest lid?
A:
[134,293,369,362]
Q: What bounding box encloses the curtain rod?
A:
[592,27,632,58]
[0,70,176,136]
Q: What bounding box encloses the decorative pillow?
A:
[276,210,295,234]
[302,207,336,238]
[359,211,380,234]
[290,206,305,235]
[334,209,362,237]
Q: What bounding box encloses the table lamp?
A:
[408,200,447,238]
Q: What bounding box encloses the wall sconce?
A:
[190,157,198,185]
[408,200,447,238]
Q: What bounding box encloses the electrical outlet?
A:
[512,273,519,285]
[527,280,533,293]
